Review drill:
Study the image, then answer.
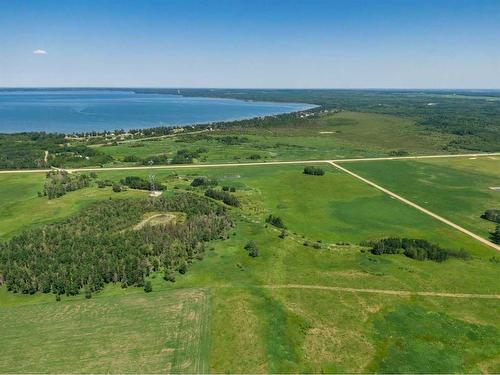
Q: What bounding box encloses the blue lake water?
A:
[0,90,316,134]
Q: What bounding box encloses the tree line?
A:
[367,237,470,262]
[0,193,232,296]
[205,189,240,207]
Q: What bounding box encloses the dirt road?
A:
[1,151,498,174]
[330,161,500,252]
[261,284,500,299]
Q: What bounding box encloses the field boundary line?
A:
[330,162,500,252]
[261,284,500,299]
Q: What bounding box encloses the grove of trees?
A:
[303,166,325,176]
[43,171,93,199]
[205,189,240,207]
[369,237,470,262]
[482,209,500,223]
[0,193,232,296]
[121,176,165,191]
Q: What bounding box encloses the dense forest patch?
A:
[0,193,232,296]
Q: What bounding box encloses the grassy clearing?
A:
[0,172,145,240]
[345,157,500,240]
[0,288,210,373]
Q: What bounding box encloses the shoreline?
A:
[0,89,318,136]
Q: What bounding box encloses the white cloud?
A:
[33,49,47,55]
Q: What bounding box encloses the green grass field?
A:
[0,159,499,373]
[0,288,210,373]
[0,172,145,240]
[344,157,500,241]
[91,111,456,166]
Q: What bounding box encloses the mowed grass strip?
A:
[0,289,209,374]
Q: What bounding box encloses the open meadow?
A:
[0,158,499,373]
[345,157,500,241]
[90,111,456,166]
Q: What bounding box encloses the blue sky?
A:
[0,0,499,88]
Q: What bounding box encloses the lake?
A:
[0,90,316,134]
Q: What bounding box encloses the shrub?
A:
[303,166,325,176]
[266,214,286,229]
[247,154,261,160]
[388,150,409,157]
[112,184,122,192]
[244,240,259,257]
[191,177,218,187]
[84,287,92,299]
[178,261,188,274]
[123,155,141,162]
[164,269,176,282]
[144,280,153,293]
[205,189,240,207]
[482,209,500,224]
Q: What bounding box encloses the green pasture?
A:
[345,157,500,240]
[0,160,499,373]
[92,111,455,165]
[0,172,145,240]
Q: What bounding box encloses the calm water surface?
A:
[0,90,316,133]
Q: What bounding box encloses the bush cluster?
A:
[205,189,240,207]
[266,214,286,229]
[303,166,325,176]
[482,209,500,224]
[369,237,470,262]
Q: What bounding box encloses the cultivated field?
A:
[0,288,210,373]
